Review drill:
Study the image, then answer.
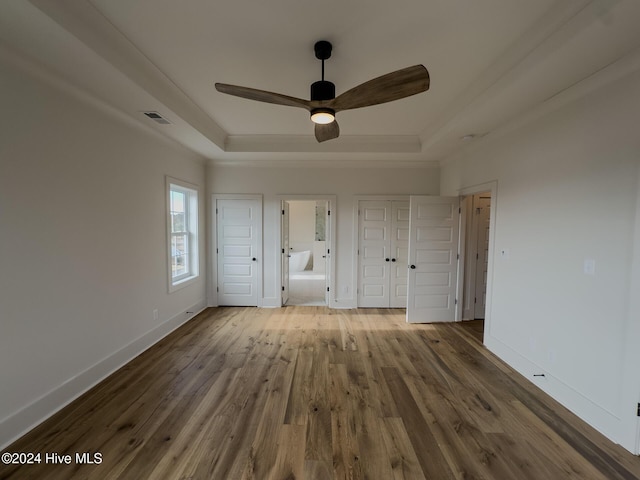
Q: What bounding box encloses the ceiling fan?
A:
[215,41,430,142]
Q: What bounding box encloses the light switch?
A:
[584,259,595,275]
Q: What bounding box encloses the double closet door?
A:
[358,200,409,308]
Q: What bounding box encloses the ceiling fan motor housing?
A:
[311,80,335,101]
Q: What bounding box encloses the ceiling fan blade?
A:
[215,83,311,110]
[330,65,429,112]
[315,120,340,143]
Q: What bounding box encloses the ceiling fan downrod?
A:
[311,41,335,102]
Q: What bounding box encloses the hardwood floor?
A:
[2,307,640,479]
[459,319,484,344]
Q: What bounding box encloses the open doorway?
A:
[282,199,330,306]
[458,184,496,343]
[462,192,491,320]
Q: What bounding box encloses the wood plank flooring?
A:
[2,307,640,479]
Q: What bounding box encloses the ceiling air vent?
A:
[142,111,171,125]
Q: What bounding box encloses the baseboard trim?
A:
[484,333,624,449]
[333,298,357,309]
[0,301,207,450]
[261,298,282,308]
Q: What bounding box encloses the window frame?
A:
[166,177,199,292]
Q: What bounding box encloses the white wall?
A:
[207,165,439,307]
[0,49,207,448]
[440,68,640,452]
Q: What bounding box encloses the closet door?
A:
[407,196,460,323]
[357,199,409,308]
[216,198,261,306]
[390,201,410,307]
[281,201,290,306]
[358,201,391,307]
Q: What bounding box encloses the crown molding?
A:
[224,134,422,153]
[208,156,439,169]
[28,0,227,150]
[438,41,640,166]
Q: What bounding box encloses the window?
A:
[167,177,199,291]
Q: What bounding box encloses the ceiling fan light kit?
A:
[215,40,429,142]
[310,108,335,124]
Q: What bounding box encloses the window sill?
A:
[169,274,199,293]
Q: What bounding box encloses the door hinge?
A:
[457,253,460,260]
[216,286,219,292]
[282,209,285,215]
[282,286,285,292]
[328,210,331,216]
[216,208,218,214]
[637,403,640,417]
[282,248,285,254]
[455,298,458,305]
[327,248,330,254]
[216,248,219,254]
[327,287,330,292]
[459,207,461,214]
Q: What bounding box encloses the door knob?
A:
[252,257,257,261]
[391,258,396,262]
[385,258,390,262]
[410,264,416,269]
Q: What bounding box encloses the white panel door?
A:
[217,198,259,306]
[281,201,290,306]
[407,196,460,323]
[358,201,390,307]
[390,201,410,308]
[358,200,409,308]
[324,204,331,306]
[474,195,491,319]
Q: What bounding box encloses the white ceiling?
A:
[1,0,640,166]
